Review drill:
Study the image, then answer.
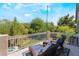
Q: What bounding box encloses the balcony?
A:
[1,32,77,56]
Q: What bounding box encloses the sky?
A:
[0,3,76,25]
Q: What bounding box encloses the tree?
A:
[30,17,45,33]
[9,17,27,36]
[18,23,28,34]
[58,14,75,28]
[0,23,6,34]
[22,23,30,29]
[56,25,75,33]
[0,19,11,34]
[47,22,55,32]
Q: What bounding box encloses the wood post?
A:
[46,31,52,40]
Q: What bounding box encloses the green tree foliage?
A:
[0,14,75,35]
[23,23,30,29]
[9,17,27,36]
[0,23,6,34]
[29,17,45,33]
[0,19,11,34]
[47,22,55,32]
[56,25,75,33]
[58,14,75,28]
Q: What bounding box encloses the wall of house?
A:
[76,3,79,33]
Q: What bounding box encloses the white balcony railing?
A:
[0,32,75,56]
[8,32,71,54]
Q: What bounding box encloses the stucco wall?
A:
[0,35,8,56]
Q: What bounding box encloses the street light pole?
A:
[46,5,48,32]
[46,5,51,40]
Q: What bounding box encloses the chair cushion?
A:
[29,44,43,56]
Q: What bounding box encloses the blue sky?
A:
[0,3,76,25]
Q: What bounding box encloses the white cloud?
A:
[15,3,24,10]
[7,3,12,6]
[23,4,37,7]
[55,7,62,13]
[3,4,10,9]
[24,13,32,17]
[32,10,37,12]
[0,17,3,19]
[32,9,39,12]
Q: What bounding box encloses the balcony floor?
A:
[8,44,79,56]
[64,45,79,56]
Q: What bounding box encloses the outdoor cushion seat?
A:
[39,43,58,56]
[54,34,71,56]
[56,34,66,48]
[29,34,68,56]
[44,44,58,56]
[29,44,43,56]
[43,40,53,47]
[29,42,57,56]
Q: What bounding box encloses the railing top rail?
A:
[8,32,74,40]
[0,34,8,36]
[8,32,46,40]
